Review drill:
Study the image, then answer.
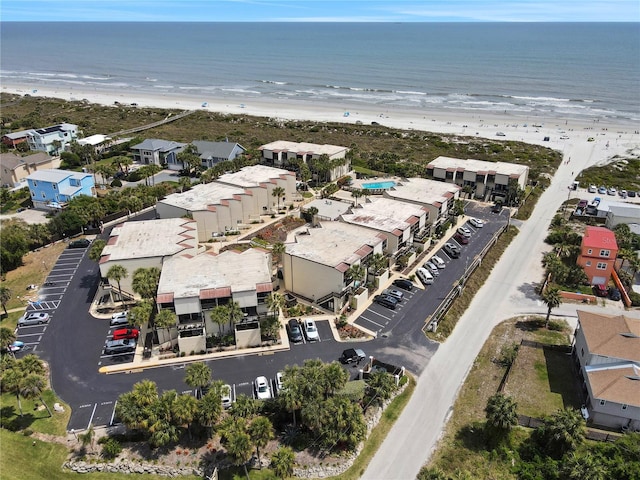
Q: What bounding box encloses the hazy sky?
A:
[1,0,638,22]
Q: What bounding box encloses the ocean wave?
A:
[259,80,288,85]
[395,90,427,96]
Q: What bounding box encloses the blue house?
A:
[26,169,95,211]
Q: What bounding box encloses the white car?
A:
[416,267,434,285]
[303,319,319,342]
[424,261,440,276]
[607,187,617,196]
[588,184,597,193]
[431,255,446,269]
[254,376,272,400]
[469,218,484,228]
[457,226,472,238]
[275,372,285,394]
[221,384,233,409]
[110,311,129,326]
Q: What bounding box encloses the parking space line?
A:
[368,310,393,320]
[87,403,97,429]
[110,401,118,426]
[358,316,386,328]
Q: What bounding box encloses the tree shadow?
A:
[515,318,546,332]
[517,281,542,300]
[0,408,37,432]
[453,422,487,452]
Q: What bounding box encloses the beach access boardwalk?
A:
[107,109,196,137]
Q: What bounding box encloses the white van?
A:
[416,267,434,285]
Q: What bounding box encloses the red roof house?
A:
[576,226,618,285]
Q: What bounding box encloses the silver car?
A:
[18,312,50,326]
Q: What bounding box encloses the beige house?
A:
[215,165,296,213]
[426,156,529,202]
[283,222,385,312]
[260,140,350,182]
[0,152,60,188]
[156,183,256,242]
[98,218,202,301]
[340,197,427,255]
[382,178,461,234]
[156,248,273,353]
[573,310,640,431]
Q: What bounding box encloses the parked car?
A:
[374,294,398,310]
[431,255,446,269]
[104,338,136,355]
[454,232,469,245]
[110,311,129,326]
[221,384,233,409]
[628,190,637,198]
[416,267,434,285]
[302,319,319,342]
[254,376,272,400]
[578,199,588,209]
[287,319,303,343]
[608,287,622,301]
[383,288,404,301]
[593,284,608,297]
[607,187,617,196]
[424,261,440,276]
[443,243,460,258]
[112,328,139,340]
[588,184,597,193]
[469,217,484,228]
[68,238,91,249]
[457,226,472,238]
[392,278,414,291]
[597,186,607,194]
[275,372,285,394]
[491,203,503,214]
[620,190,627,198]
[4,341,25,353]
[340,348,366,364]
[496,132,506,136]
[18,312,50,326]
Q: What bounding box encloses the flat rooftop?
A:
[428,156,529,177]
[101,218,198,262]
[158,182,248,211]
[384,178,460,206]
[216,165,293,188]
[305,199,352,220]
[260,140,347,156]
[286,222,384,270]
[158,248,272,299]
[341,197,426,234]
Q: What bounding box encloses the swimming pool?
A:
[362,181,396,190]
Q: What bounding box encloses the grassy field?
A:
[0,390,71,436]
[577,156,640,193]
[424,317,576,477]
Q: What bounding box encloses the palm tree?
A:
[484,393,518,442]
[221,418,253,479]
[248,416,274,469]
[368,253,388,276]
[266,292,285,319]
[562,452,607,480]
[197,383,224,435]
[132,267,161,300]
[89,239,106,262]
[128,301,152,329]
[184,362,211,398]
[171,393,198,440]
[2,368,25,416]
[366,369,397,406]
[106,264,128,305]
[270,446,295,478]
[78,425,95,452]
[543,408,585,456]
[131,379,158,408]
[19,354,45,376]
[226,301,243,334]
[346,263,366,288]
[271,242,285,269]
[272,186,285,212]
[210,305,229,345]
[0,327,16,351]
[154,309,176,343]
[20,373,53,417]
[230,394,258,419]
[351,189,363,206]
[541,286,562,328]
[0,286,12,316]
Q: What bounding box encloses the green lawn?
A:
[0,390,70,436]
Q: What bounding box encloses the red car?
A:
[453,232,469,245]
[112,328,140,340]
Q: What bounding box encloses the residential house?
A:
[382,178,461,235]
[156,182,257,242]
[340,197,427,256]
[1,152,60,188]
[215,165,296,213]
[192,140,246,170]
[156,248,273,353]
[2,130,31,149]
[426,156,529,202]
[605,204,640,229]
[78,134,112,155]
[130,139,186,167]
[26,123,79,155]
[98,218,202,302]
[573,310,640,431]
[26,168,95,210]
[259,140,350,182]
[282,222,385,312]
[576,226,619,285]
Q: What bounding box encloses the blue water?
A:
[362,181,396,190]
[1,22,639,123]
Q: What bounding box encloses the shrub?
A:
[101,438,122,459]
[111,179,122,187]
[630,291,640,306]
[22,429,33,436]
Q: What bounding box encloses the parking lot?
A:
[15,243,90,354]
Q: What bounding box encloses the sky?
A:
[1,0,638,22]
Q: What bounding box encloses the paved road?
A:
[362,131,640,479]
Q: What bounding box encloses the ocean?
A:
[1,22,639,123]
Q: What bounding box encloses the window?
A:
[52,183,57,190]
[600,399,606,406]
[599,249,610,257]
[587,248,593,255]
[596,262,607,270]
[32,181,37,187]
[580,347,584,357]
[585,261,592,267]
[622,404,628,410]
[41,192,46,199]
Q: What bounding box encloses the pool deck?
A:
[350,176,400,191]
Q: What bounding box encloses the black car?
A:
[374,294,398,310]
[68,238,91,248]
[287,319,303,343]
[491,203,503,214]
[608,287,622,301]
[340,348,366,364]
[393,278,414,291]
